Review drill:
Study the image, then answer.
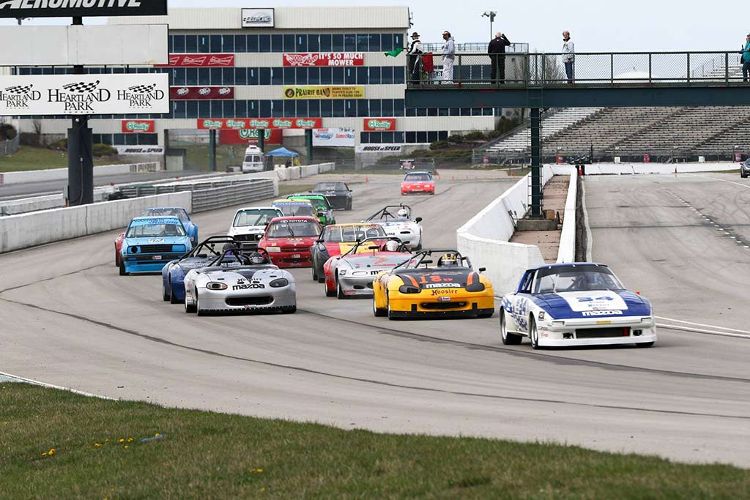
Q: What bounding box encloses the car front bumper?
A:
[188,286,296,312]
[268,251,313,268]
[124,254,180,273]
[537,317,657,347]
[388,294,495,318]
[338,274,379,296]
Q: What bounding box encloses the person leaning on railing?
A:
[741,33,750,82]
[562,31,575,84]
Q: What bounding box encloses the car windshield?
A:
[534,266,625,293]
[398,251,464,269]
[314,182,344,191]
[244,155,261,163]
[267,220,320,238]
[347,253,407,267]
[127,220,185,238]
[324,225,386,242]
[146,208,187,222]
[405,173,431,182]
[292,197,327,210]
[273,202,314,217]
[233,209,280,227]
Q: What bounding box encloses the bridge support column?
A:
[530,107,542,217]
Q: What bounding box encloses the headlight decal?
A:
[270,278,289,288]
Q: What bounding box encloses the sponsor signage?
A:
[220,128,282,145]
[0,0,168,18]
[283,86,365,100]
[242,8,274,28]
[115,145,165,155]
[313,128,355,147]
[283,53,365,67]
[157,54,235,68]
[0,74,169,116]
[355,144,405,153]
[170,86,234,100]
[197,117,323,130]
[364,118,396,131]
[121,119,155,134]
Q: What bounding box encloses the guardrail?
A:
[192,180,275,213]
[0,162,160,186]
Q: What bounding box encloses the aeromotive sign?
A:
[0,0,168,18]
[364,118,396,131]
[0,74,169,116]
[121,119,155,134]
[197,118,323,130]
[283,53,365,67]
[283,86,365,100]
[157,54,235,68]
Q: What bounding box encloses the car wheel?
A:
[312,261,318,281]
[162,280,170,302]
[373,297,386,317]
[184,293,196,314]
[529,317,542,350]
[346,200,352,211]
[337,280,345,299]
[195,291,205,316]
[115,251,120,268]
[500,310,522,345]
[635,341,654,348]
[169,280,180,304]
[281,305,296,314]
[477,310,493,319]
[386,294,399,320]
[119,262,127,276]
[325,281,336,297]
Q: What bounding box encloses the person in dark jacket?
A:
[488,32,511,84]
[407,32,424,85]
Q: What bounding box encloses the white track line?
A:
[655,317,750,339]
[0,370,114,399]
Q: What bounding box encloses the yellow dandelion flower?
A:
[48,449,56,456]
[41,452,47,457]
[127,437,134,443]
[118,438,125,443]
[94,443,102,448]
[124,445,129,449]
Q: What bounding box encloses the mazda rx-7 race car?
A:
[372,249,494,319]
[323,237,411,298]
[499,263,656,349]
[161,235,236,304]
[183,248,296,316]
[362,205,423,250]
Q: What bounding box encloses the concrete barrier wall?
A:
[0,163,160,186]
[555,166,578,263]
[551,162,739,175]
[0,191,191,253]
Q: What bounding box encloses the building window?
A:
[394,67,405,84]
[344,34,356,51]
[344,67,356,84]
[296,100,308,116]
[331,34,344,52]
[211,100,223,118]
[223,100,234,117]
[368,67,381,84]
[198,100,211,117]
[209,34,221,52]
[283,34,295,52]
[271,100,284,117]
[235,67,247,85]
[308,100,320,117]
[381,33,393,52]
[381,99,393,116]
[381,66,394,84]
[222,34,234,53]
[247,100,259,117]
[405,131,416,143]
[331,67,344,85]
[356,34,369,51]
[319,34,332,52]
[394,99,405,116]
[417,131,428,143]
[320,67,332,84]
[308,34,320,52]
[235,100,247,117]
[271,34,283,52]
[235,34,246,53]
[270,68,283,85]
[185,35,197,52]
[308,67,320,84]
[368,34,381,52]
[259,67,271,85]
[259,100,271,116]
[185,68,198,85]
[295,34,307,52]
[356,67,368,85]
[173,34,185,53]
[357,100,369,116]
[247,34,259,52]
[198,35,210,53]
[186,101,198,118]
[247,68,258,85]
[321,100,332,117]
[370,99,381,116]
[259,35,271,53]
[394,34,404,50]
[295,67,307,85]
[283,67,295,85]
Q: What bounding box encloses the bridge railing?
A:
[407,51,747,86]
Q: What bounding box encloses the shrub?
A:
[0,123,17,141]
[92,143,118,157]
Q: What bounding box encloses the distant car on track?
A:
[118,216,192,276]
[310,223,387,282]
[183,248,296,316]
[143,207,198,246]
[227,206,283,249]
[499,263,656,349]
[272,199,316,218]
[287,193,336,226]
[258,216,322,268]
[311,181,353,210]
[741,158,750,178]
[363,204,423,250]
[401,171,435,195]
[161,235,236,304]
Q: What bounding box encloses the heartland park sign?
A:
[0,0,168,18]
[0,74,169,115]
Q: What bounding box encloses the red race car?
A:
[401,171,435,195]
[258,216,322,268]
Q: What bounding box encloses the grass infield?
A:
[0,147,125,172]
[1,383,748,498]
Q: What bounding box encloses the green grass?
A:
[277,183,313,197]
[0,147,125,172]
[1,383,747,498]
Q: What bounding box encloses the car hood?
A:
[123,236,189,245]
[394,268,484,291]
[534,290,651,319]
[341,252,411,270]
[230,226,265,236]
[264,236,317,246]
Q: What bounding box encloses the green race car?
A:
[287,193,336,226]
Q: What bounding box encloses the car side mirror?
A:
[415,217,423,223]
[479,267,486,273]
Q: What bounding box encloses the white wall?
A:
[554,162,739,175]
[0,163,159,186]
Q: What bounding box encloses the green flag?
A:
[384,47,404,57]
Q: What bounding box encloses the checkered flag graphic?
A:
[4,84,33,95]
[62,80,100,93]
[128,84,156,94]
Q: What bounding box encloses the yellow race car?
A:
[372,249,495,319]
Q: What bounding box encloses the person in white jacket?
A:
[562,31,574,84]
[441,31,455,83]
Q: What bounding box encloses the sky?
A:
[2,0,746,53]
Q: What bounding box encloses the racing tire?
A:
[529,317,542,350]
[195,292,205,316]
[169,283,180,304]
[477,311,493,319]
[162,281,170,302]
[312,263,318,282]
[500,310,522,345]
[386,296,399,320]
[325,281,336,297]
[337,280,345,299]
[280,305,297,314]
[373,298,387,317]
[635,341,654,348]
[119,262,127,276]
[742,173,748,179]
[184,296,196,314]
[346,200,352,211]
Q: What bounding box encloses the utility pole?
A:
[482,11,496,40]
[67,15,93,206]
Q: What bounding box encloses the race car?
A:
[310,223,388,282]
[499,263,656,349]
[272,199,316,218]
[363,205,423,250]
[257,216,322,268]
[143,207,198,246]
[183,248,296,316]
[324,238,411,298]
[118,216,192,276]
[227,206,283,249]
[741,158,750,178]
[401,171,435,195]
[161,235,236,304]
[311,181,353,210]
[372,249,494,319]
[287,193,336,226]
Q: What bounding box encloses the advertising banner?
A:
[157,54,235,67]
[363,118,397,131]
[0,0,168,18]
[242,8,274,28]
[170,86,234,100]
[355,144,405,153]
[0,74,169,116]
[283,86,365,100]
[283,53,365,67]
[313,128,355,147]
[197,117,323,130]
[220,128,282,145]
[115,145,165,155]
[121,119,155,134]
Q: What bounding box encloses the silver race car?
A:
[363,205,423,250]
[183,248,296,315]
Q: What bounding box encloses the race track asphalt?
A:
[0,171,748,467]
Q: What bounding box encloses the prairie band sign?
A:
[283,86,365,100]
[0,0,168,18]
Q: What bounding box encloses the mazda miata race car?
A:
[161,235,236,304]
[310,223,387,282]
[323,237,411,298]
[499,263,656,349]
[183,248,296,316]
[372,249,494,319]
[363,205,423,250]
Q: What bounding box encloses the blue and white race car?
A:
[499,263,656,349]
[161,235,236,303]
[144,207,198,246]
[119,216,193,275]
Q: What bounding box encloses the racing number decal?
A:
[372,256,392,267]
[418,275,453,285]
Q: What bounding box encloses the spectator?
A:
[562,30,575,84]
[441,31,455,83]
[488,32,511,84]
[742,34,750,82]
[407,32,423,85]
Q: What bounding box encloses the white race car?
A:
[363,205,423,250]
[227,206,283,249]
[184,248,296,315]
[499,263,656,349]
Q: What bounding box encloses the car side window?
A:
[519,272,534,293]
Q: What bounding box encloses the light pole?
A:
[482,11,496,40]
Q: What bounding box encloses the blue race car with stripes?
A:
[499,263,656,349]
[161,235,236,303]
[119,216,192,276]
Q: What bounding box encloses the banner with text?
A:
[283,85,365,100]
[220,128,282,145]
[283,53,365,67]
[197,117,323,130]
[157,54,235,67]
[170,86,234,100]
[313,128,356,147]
[121,119,155,134]
[363,118,397,131]
[0,0,168,18]
[0,74,169,116]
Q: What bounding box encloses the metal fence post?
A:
[648,53,652,84]
[726,52,730,83]
[686,53,690,84]
[610,53,614,84]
